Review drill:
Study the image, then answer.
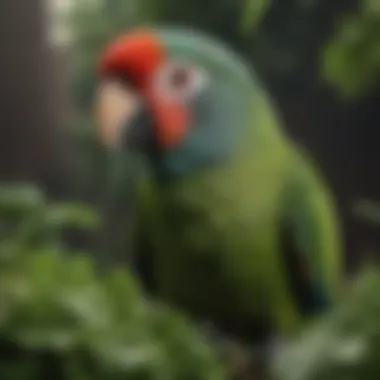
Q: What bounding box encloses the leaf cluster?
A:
[0,184,226,380]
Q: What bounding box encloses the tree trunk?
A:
[0,0,67,187]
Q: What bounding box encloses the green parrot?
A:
[96,27,343,345]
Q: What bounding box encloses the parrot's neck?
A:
[153,98,290,188]
[150,124,291,232]
[143,79,291,191]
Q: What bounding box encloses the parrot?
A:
[95,27,343,348]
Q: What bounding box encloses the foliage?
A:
[322,0,380,98]
[0,184,227,380]
[242,0,380,97]
[272,268,380,380]
[0,183,100,251]
[239,0,271,34]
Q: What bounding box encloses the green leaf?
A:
[45,203,100,231]
[322,2,380,98]
[0,184,44,216]
[273,269,380,380]
[239,0,271,34]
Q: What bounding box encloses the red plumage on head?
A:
[99,30,165,89]
[98,29,190,151]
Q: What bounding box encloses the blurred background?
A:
[1,0,379,268]
[0,1,379,379]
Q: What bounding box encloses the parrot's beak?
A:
[95,80,155,151]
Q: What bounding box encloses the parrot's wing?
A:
[280,149,342,316]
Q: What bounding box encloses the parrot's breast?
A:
[143,147,292,340]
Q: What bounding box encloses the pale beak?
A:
[95,80,141,149]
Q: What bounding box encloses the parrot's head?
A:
[96,27,254,180]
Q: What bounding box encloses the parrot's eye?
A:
[154,61,209,102]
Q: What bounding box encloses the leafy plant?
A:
[272,268,380,380]
[239,0,271,34]
[0,183,99,252]
[322,0,380,98]
[242,0,380,97]
[0,184,227,380]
